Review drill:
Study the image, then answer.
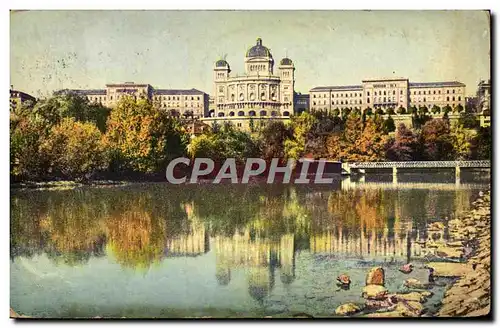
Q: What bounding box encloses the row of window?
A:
[312,95,463,107]
[412,96,462,102]
[215,110,290,117]
[313,88,463,99]
[313,99,363,106]
[413,89,460,95]
[159,103,201,108]
[154,96,201,101]
[313,92,362,98]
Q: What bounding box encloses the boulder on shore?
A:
[395,300,424,317]
[404,278,428,290]
[425,262,473,277]
[366,267,385,286]
[394,292,427,303]
[362,285,388,300]
[335,303,362,316]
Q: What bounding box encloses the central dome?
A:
[246,38,272,58]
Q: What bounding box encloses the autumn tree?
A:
[419,118,455,160]
[40,117,109,180]
[354,115,388,161]
[326,111,387,162]
[104,96,188,173]
[385,123,419,161]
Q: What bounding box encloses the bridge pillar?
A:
[392,167,398,184]
[455,166,461,185]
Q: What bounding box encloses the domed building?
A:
[202,38,295,131]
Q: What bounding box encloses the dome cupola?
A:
[246,38,272,58]
[280,58,293,65]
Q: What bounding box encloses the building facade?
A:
[476,79,491,127]
[310,78,466,114]
[10,86,36,111]
[201,38,295,131]
[55,82,209,118]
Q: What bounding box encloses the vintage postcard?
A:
[10,10,491,319]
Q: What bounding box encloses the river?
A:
[10,172,490,318]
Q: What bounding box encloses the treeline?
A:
[10,95,491,182]
[10,94,188,182]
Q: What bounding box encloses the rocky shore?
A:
[333,189,491,318]
[436,190,491,317]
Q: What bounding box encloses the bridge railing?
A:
[348,160,490,169]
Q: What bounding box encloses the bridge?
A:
[342,160,490,183]
[341,180,488,191]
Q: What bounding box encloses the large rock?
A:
[395,300,424,317]
[394,292,427,303]
[428,222,445,231]
[425,262,473,277]
[365,311,403,318]
[335,303,362,316]
[435,246,463,258]
[403,278,428,290]
[362,285,388,300]
[366,267,385,286]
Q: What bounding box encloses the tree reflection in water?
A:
[11,184,478,275]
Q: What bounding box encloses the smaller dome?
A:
[215,59,229,68]
[280,58,293,65]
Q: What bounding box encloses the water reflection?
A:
[10,176,488,315]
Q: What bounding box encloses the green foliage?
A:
[383,116,396,133]
[418,106,429,115]
[188,125,260,163]
[284,112,318,159]
[431,105,441,114]
[442,105,452,114]
[104,96,188,173]
[470,127,491,160]
[397,106,406,115]
[40,118,109,180]
[458,111,479,129]
[258,120,291,160]
[455,104,465,113]
[450,124,475,160]
[386,108,396,115]
[10,115,49,180]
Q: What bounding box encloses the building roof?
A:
[54,89,107,96]
[153,88,206,95]
[362,78,408,83]
[10,89,36,99]
[409,81,465,88]
[280,58,293,65]
[246,38,272,58]
[310,85,363,92]
[215,59,229,67]
[106,83,151,88]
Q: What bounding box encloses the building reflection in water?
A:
[214,231,295,303]
[309,220,425,261]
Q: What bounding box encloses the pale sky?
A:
[10,10,490,98]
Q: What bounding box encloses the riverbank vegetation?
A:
[10,94,491,182]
